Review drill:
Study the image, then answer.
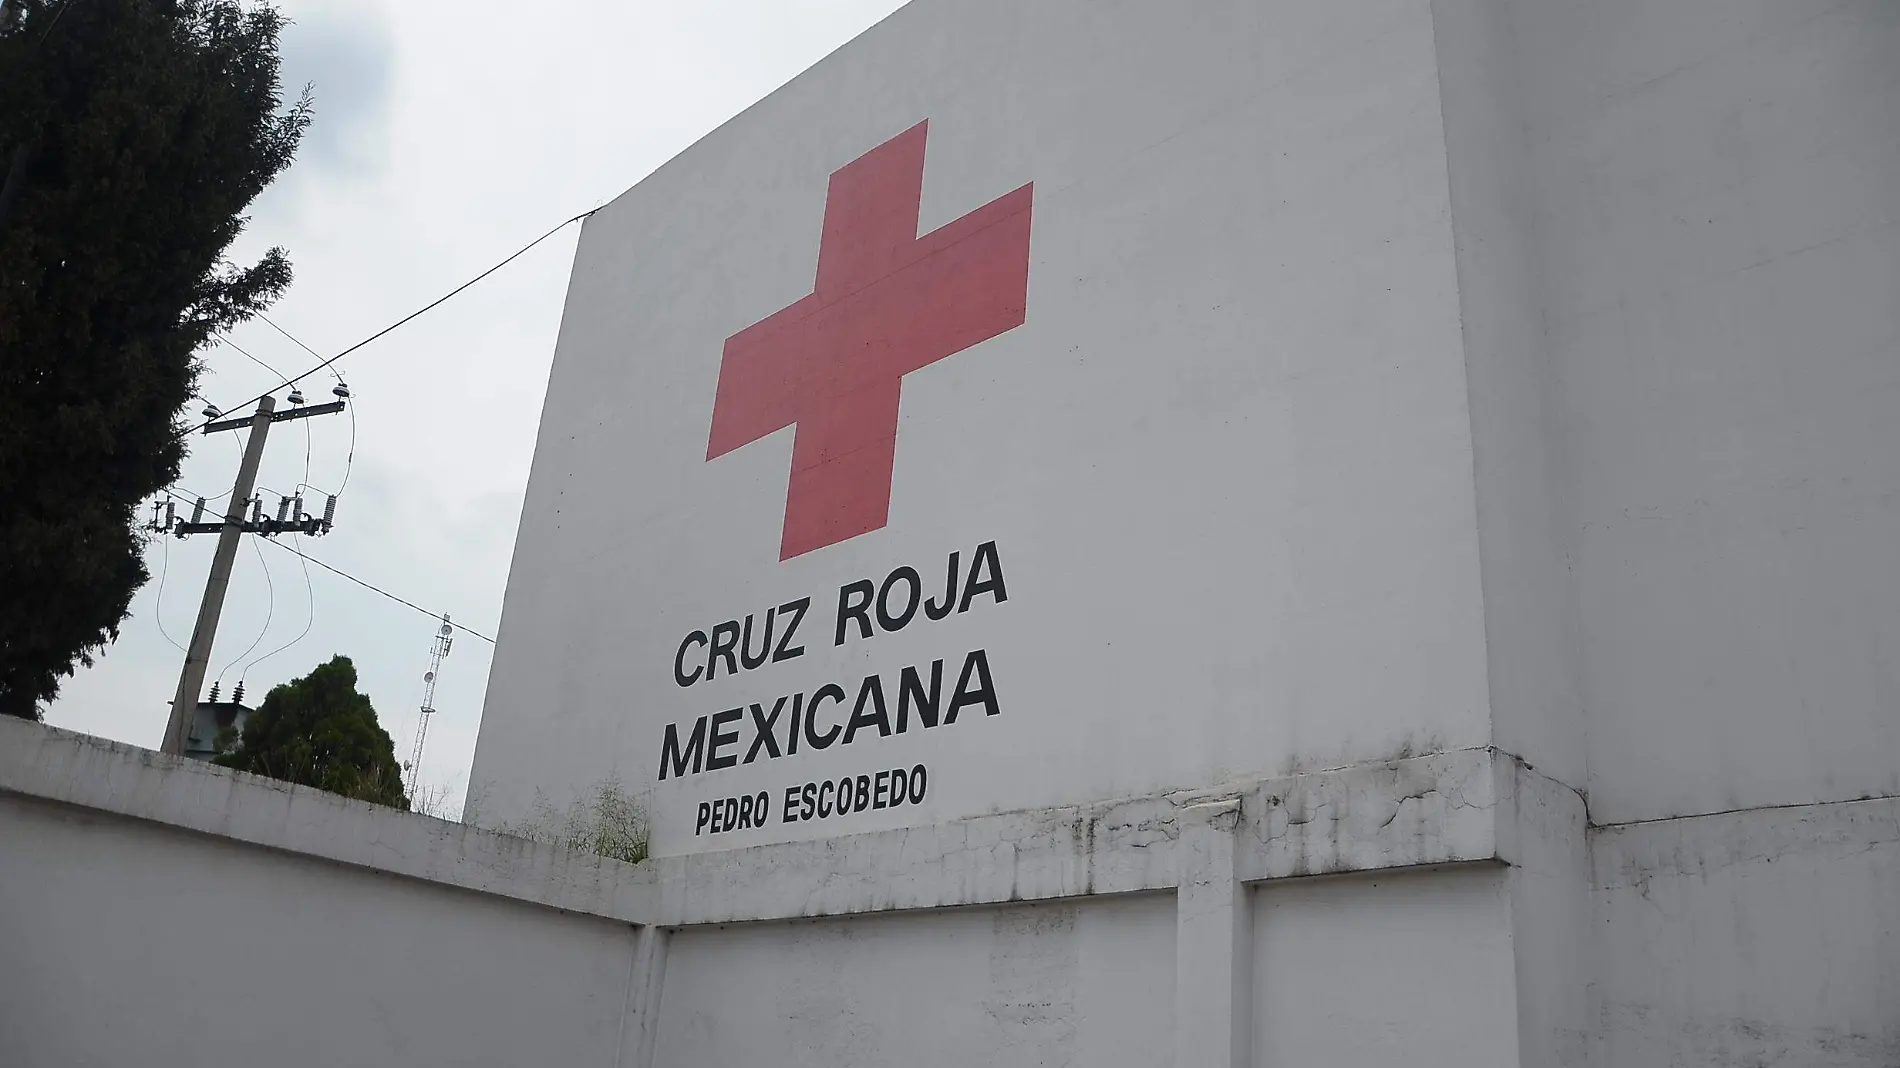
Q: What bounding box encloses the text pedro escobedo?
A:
[661,541,1008,837]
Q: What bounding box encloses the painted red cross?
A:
[707,121,1034,561]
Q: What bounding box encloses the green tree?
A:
[0,0,310,719]
[215,656,409,809]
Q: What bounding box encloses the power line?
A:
[256,312,338,375]
[241,530,317,683]
[258,536,496,644]
[214,536,276,687]
[186,207,598,438]
[336,392,357,495]
[153,441,496,656]
[214,333,287,381]
[151,534,186,654]
[166,418,254,507]
[217,320,350,495]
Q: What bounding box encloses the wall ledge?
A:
[0,717,650,926]
[649,746,1523,925]
[6,720,1587,928]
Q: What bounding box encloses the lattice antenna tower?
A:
[405,615,453,799]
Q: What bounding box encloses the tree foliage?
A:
[215,655,409,808]
[0,0,310,719]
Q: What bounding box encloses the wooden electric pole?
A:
[159,391,346,755]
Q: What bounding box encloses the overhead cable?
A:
[185,207,598,438]
[258,536,497,644]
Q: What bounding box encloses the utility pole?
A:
[158,387,347,755]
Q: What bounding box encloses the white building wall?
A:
[1517,0,1900,825]
[1401,0,1900,1060]
[473,0,1495,859]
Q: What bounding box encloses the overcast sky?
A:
[49,0,909,812]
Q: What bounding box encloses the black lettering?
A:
[708,620,741,679]
[674,631,708,687]
[755,791,769,826]
[889,767,909,805]
[835,579,874,645]
[739,609,774,671]
[695,801,711,835]
[783,786,801,823]
[706,707,743,770]
[945,649,1000,724]
[876,567,923,632]
[786,692,803,755]
[908,764,927,804]
[843,674,892,744]
[817,779,835,818]
[959,541,1008,612]
[774,597,810,661]
[659,717,707,780]
[805,684,845,749]
[744,697,786,764]
[874,770,891,809]
[924,552,960,620]
[837,777,856,813]
[855,775,870,812]
[897,660,943,732]
[800,782,817,820]
[737,793,755,829]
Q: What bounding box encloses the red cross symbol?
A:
[707,121,1034,561]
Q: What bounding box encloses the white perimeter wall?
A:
[2,797,636,1067]
[0,724,648,1068]
[655,895,1178,1068]
[1593,798,1900,1065]
[1254,867,1518,1068]
[5,729,1897,1067]
[4,721,1552,1068]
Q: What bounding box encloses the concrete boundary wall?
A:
[9,719,1891,1065]
[0,720,652,1068]
[3,718,1560,1067]
[0,717,645,925]
[1591,795,1900,1065]
[647,746,1521,926]
[1,718,1544,932]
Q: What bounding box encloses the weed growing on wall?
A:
[462,777,649,865]
[408,781,461,821]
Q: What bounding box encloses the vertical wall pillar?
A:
[1175,797,1252,1068]
[616,925,670,1068]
